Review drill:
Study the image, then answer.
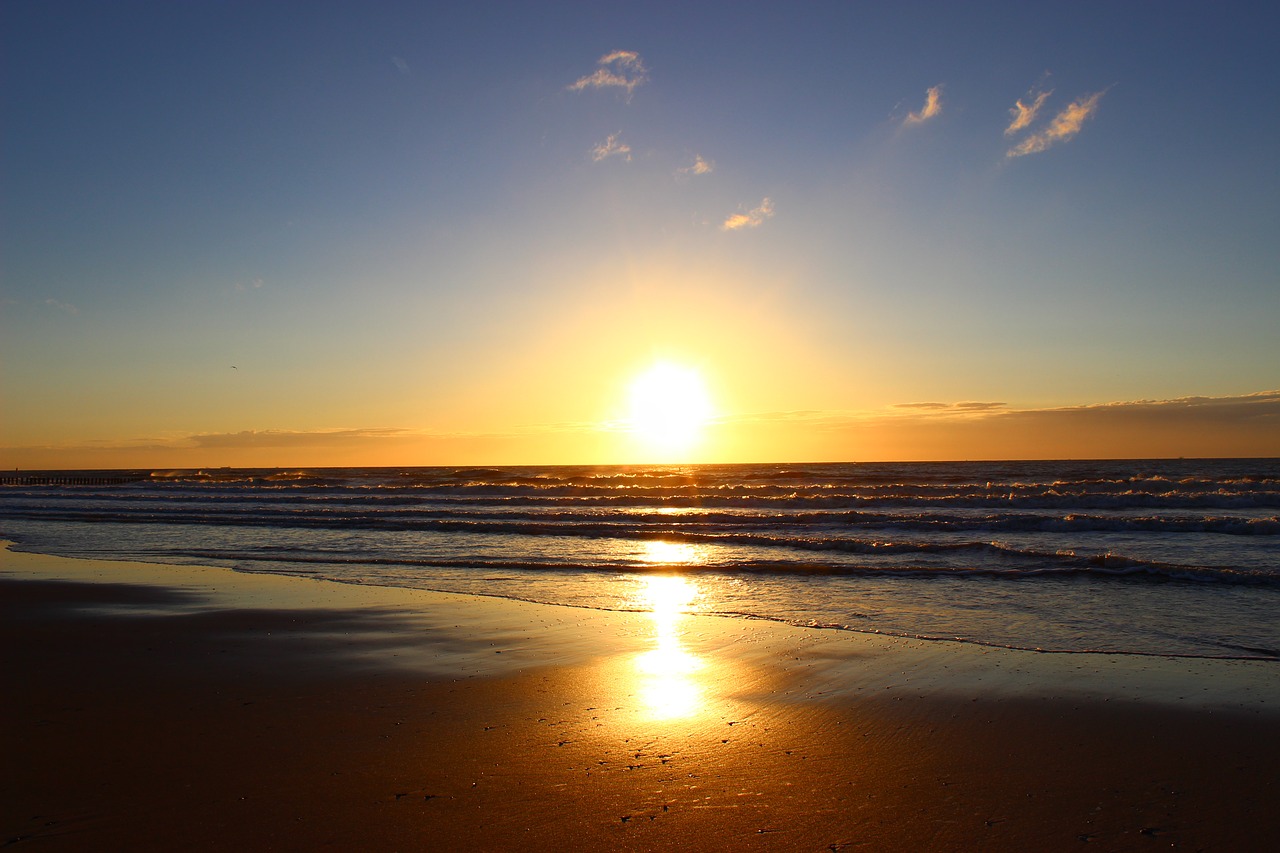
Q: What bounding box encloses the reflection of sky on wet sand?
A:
[634,573,704,719]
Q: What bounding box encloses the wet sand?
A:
[3,544,1278,851]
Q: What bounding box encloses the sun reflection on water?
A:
[634,573,704,719]
[637,539,704,566]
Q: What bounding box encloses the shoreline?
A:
[4,543,1279,849]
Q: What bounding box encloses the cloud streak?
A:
[186,428,413,449]
[903,85,942,126]
[895,401,1007,412]
[44,298,78,315]
[1007,90,1106,157]
[722,197,774,231]
[567,50,648,98]
[1005,87,1053,136]
[890,391,1280,424]
[591,133,631,162]
[723,390,1280,460]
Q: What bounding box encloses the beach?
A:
[3,543,1278,851]
[6,2,1279,848]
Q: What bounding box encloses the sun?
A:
[627,361,714,456]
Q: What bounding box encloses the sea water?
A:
[2,459,1277,659]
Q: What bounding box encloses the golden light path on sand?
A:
[633,541,706,720]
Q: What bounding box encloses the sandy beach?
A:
[3,543,1278,851]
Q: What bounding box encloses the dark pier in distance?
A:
[0,473,148,486]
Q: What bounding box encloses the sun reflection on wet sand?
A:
[635,573,704,719]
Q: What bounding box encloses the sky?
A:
[2,0,1278,467]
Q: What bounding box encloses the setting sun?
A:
[626,362,714,457]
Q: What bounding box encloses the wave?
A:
[7,459,1277,485]
[6,460,1277,665]
[191,548,1280,588]
[5,459,1277,592]
[8,484,1280,511]
[4,500,1276,537]
[11,463,1279,498]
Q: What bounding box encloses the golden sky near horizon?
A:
[2,4,1278,468]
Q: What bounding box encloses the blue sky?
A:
[3,1,1277,465]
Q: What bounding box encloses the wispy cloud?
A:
[723,390,1280,460]
[1007,90,1106,157]
[44,298,78,315]
[187,428,413,449]
[1024,390,1280,420]
[591,133,631,162]
[722,197,774,231]
[567,50,648,98]
[390,55,410,75]
[895,401,1007,412]
[903,85,943,126]
[1005,86,1053,136]
[677,154,714,176]
[891,392,1280,423]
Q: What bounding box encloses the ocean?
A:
[2,459,1277,660]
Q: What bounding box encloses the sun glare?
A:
[635,575,704,719]
[627,362,714,456]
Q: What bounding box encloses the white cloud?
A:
[722,197,774,231]
[677,154,714,176]
[903,85,943,126]
[390,56,410,75]
[591,133,631,162]
[1007,90,1106,157]
[567,50,648,98]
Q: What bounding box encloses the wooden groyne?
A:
[0,474,147,486]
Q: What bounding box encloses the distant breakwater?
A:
[0,474,147,486]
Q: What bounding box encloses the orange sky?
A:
[3,5,1278,469]
[4,390,1276,470]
